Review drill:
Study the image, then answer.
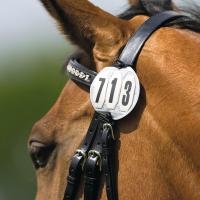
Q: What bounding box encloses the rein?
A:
[63,11,185,200]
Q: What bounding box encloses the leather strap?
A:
[66,58,97,87]
[118,11,184,67]
[84,131,102,200]
[63,112,102,200]
[102,126,117,200]
[64,154,83,200]
[84,113,114,200]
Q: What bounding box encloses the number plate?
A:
[90,66,140,120]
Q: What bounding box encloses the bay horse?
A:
[29,0,200,199]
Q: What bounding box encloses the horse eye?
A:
[29,141,55,169]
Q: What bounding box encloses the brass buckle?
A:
[103,123,115,140]
[88,150,102,171]
[75,149,87,170]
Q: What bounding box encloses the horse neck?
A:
[114,27,200,198]
[135,26,200,139]
[124,26,200,166]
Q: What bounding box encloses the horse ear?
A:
[40,0,132,55]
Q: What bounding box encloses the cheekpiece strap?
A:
[84,113,114,200]
[63,112,114,200]
[102,125,117,200]
[63,112,100,200]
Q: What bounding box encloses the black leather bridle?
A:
[62,11,185,200]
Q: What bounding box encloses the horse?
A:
[28,0,200,199]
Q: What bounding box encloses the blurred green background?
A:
[0,46,68,199]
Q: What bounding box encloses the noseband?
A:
[63,11,185,200]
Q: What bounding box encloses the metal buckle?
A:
[75,149,87,170]
[88,150,102,171]
[103,123,115,140]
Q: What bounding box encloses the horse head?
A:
[28,0,200,199]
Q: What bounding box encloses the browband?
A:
[66,58,97,87]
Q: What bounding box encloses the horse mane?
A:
[119,0,200,33]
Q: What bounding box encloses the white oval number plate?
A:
[90,66,140,120]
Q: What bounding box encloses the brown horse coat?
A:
[29,1,200,199]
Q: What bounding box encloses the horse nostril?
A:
[29,140,55,169]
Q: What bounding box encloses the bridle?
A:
[62,11,185,200]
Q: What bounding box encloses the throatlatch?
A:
[64,11,185,200]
